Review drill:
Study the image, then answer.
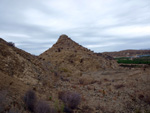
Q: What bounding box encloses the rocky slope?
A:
[0,38,57,85]
[40,35,118,76]
[0,36,150,113]
[0,38,61,97]
[0,38,61,112]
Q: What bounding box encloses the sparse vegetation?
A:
[7,42,15,47]
[54,99,64,113]
[23,90,37,112]
[35,100,55,113]
[58,91,81,112]
[61,68,69,73]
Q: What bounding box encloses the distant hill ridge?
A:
[103,49,150,58]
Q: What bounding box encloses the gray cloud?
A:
[0,0,150,55]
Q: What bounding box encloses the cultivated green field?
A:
[115,56,150,64]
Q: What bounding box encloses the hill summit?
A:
[40,35,118,75]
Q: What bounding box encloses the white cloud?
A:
[0,0,150,55]
[0,33,30,38]
[103,25,150,37]
[86,42,124,48]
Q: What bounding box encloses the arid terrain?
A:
[0,35,150,113]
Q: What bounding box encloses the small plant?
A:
[62,68,69,72]
[58,91,81,111]
[23,90,37,112]
[7,42,15,47]
[102,90,106,96]
[54,99,64,113]
[135,109,141,113]
[49,96,52,101]
[35,100,55,113]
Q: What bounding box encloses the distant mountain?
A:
[40,35,118,75]
[103,49,150,58]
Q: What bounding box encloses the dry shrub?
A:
[7,42,15,47]
[58,91,81,111]
[35,100,56,113]
[23,90,37,112]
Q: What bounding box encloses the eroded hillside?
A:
[0,36,150,113]
[0,38,57,85]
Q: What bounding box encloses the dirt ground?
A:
[51,66,150,113]
[0,66,150,113]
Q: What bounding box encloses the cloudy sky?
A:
[0,0,150,55]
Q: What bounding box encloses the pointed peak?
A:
[59,34,69,39]
[50,34,83,51]
[56,34,74,44]
[57,34,71,42]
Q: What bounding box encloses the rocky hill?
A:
[103,49,150,58]
[0,36,150,113]
[40,35,118,76]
